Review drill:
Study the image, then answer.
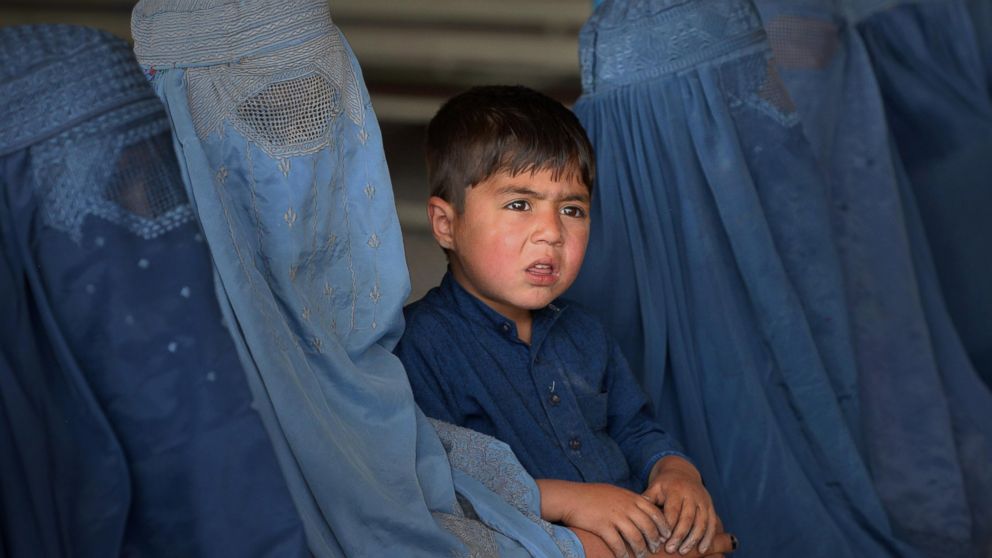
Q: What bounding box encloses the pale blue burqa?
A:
[130,1,581,556]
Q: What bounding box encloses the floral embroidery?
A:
[216,165,229,184]
[284,206,298,227]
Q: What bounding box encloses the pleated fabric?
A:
[0,25,308,557]
[756,1,992,555]
[856,0,992,390]
[129,0,582,556]
[567,1,920,556]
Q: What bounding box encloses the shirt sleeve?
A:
[603,337,689,489]
[394,315,460,425]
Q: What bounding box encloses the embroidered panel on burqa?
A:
[566,1,922,556]
[754,1,992,555]
[856,0,992,392]
[0,25,308,557]
[129,1,582,556]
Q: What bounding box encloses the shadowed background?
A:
[0,0,588,300]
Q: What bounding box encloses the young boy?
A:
[396,86,735,558]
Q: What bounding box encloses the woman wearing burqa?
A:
[0,24,308,556]
[567,0,917,556]
[129,0,583,556]
[753,0,992,554]
[856,0,992,390]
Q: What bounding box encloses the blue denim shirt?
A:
[397,272,686,492]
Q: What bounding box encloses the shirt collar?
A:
[439,270,566,347]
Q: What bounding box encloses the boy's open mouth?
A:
[525,260,560,284]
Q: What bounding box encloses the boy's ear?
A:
[427,196,457,250]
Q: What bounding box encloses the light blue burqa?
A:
[130,1,581,556]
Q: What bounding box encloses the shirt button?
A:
[549,393,561,406]
[569,438,581,451]
[501,323,511,333]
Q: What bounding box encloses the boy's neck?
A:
[448,270,536,345]
[515,316,534,346]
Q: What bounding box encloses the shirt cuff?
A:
[639,449,694,487]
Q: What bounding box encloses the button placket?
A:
[535,353,560,407]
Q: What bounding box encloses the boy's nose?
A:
[531,211,565,245]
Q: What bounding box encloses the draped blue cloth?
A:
[968,0,992,95]
[0,25,308,557]
[856,0,992,391]
[130,1,582,556]
[567,1,921,556]
[756,1,992,555]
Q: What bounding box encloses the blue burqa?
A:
[130,0,582,556]
[567,0,919,556]
[968,0,992,95]
[0,25,308,557]
[856,0,992,390]
[755,1,992,555]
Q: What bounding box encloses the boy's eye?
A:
[505,200,531,211]
[560,205,587,218]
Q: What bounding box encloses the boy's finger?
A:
[664,498,695,554]
[661,493,680,532]
[630,506,665,553]
[643,485,665,507]
[698,508,717,554]
[637,499,672,541]
[618,518,651,558]
[677,506,706,555]
[598,528,628,558]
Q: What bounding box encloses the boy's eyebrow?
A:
[495,185,590,203]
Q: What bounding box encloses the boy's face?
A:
[428,167,590,322]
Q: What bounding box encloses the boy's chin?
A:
[515,291,560,311]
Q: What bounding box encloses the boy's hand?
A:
[572,526,738,558]
[538,479,671,558]
[642,456,718,556]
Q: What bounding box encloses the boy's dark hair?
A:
[426,85,595,211]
